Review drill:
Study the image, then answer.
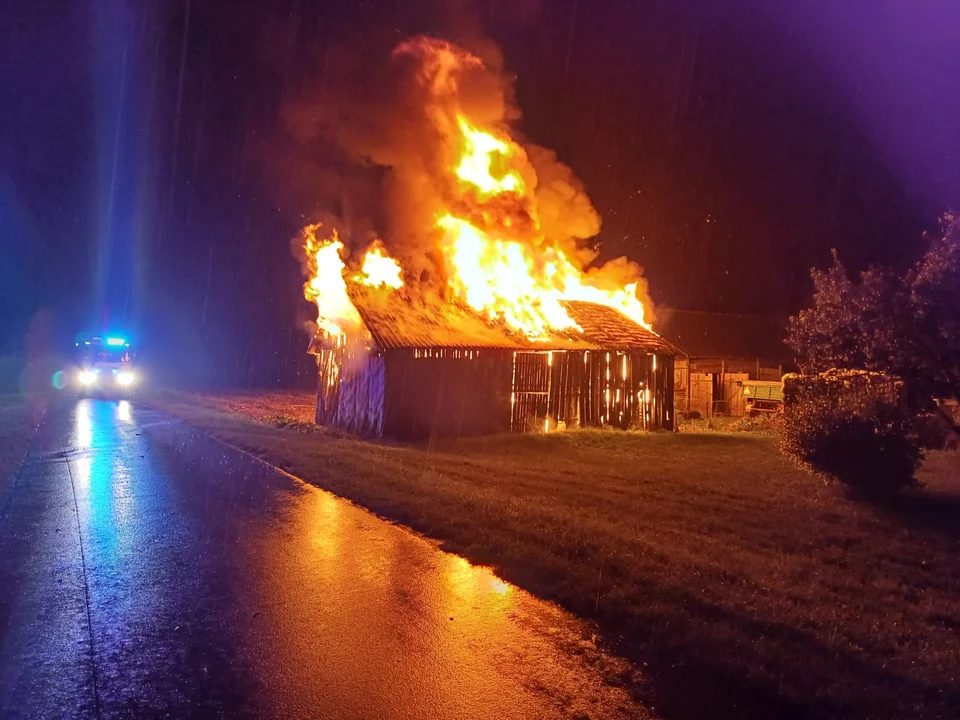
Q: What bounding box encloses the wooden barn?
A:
[655,309,793,417]
[309,289,679,440]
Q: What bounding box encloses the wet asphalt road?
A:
[0,399,645,719]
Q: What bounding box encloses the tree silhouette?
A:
[789,213,960,432]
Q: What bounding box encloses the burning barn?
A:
[293,37,670,439]
[309,287,677,440]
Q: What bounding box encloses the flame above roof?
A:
[340,287,677,354]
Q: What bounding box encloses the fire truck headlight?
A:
[79,370,98,386]
[116,371,136,387]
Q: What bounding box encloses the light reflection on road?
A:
[50,399,642,719]
[71,400,134,552]
[60,399,266,715]
[71,400,138,621]
[74,400,93,448]
[235,463,632,720]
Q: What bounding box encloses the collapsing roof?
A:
[343,286,678,354]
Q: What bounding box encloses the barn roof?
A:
[654,309,791,362]
[345,287,678,354]
[562,301,679,353]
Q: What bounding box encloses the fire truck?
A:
[73,333,139,395]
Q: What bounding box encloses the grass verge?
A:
[148,390,960,719]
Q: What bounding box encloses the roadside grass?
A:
[0,395,42,504]
[678,413,779,434]
[148,390,960,719]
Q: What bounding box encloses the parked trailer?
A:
[741,380,783,415]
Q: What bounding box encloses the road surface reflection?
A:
[45,399,643,719]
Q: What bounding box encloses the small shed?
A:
[309,289,679,440]
[655,309,792,417]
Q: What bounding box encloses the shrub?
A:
[778,387,922,496]
[912,411,956,450]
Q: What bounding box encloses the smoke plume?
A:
[270,6,651,323]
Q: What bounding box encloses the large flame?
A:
[300,37,649,343]
[302,225,404,342]
[454,117,525,197]
[359,243,404,289]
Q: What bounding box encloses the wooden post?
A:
[544,352,554,432]
[720,358,726,417]
[313,350,326,425]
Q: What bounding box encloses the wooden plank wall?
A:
[315,349,387,435]
[690,358,765,375]
[318,347,679,437]
[383,348,513,441]
[315,348,341,425]
[719,372,750,417]
[659,354,676,430]
[689,372,713,417]
[581,351,644,429]
[679,358,785,417]
[335,354,386,436]
[511,352,551,431]
[512,350,675,431]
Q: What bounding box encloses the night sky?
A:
[2,0,958,386]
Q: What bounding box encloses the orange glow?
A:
[302,225,403,342]
[437,214,580,336]
[302,225,363,341]
[455,117,524,196]
[434,108,649,337]
[489,577,512,597]
[300,39,650,343]
[436,105,646,338]
[358,244,404,289]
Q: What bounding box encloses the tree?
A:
[788,212,960,430]
[906,212,960,407]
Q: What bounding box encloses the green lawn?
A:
[148,390,960,719]
[0,395,42,504]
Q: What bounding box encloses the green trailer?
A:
[741,380,783,415]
